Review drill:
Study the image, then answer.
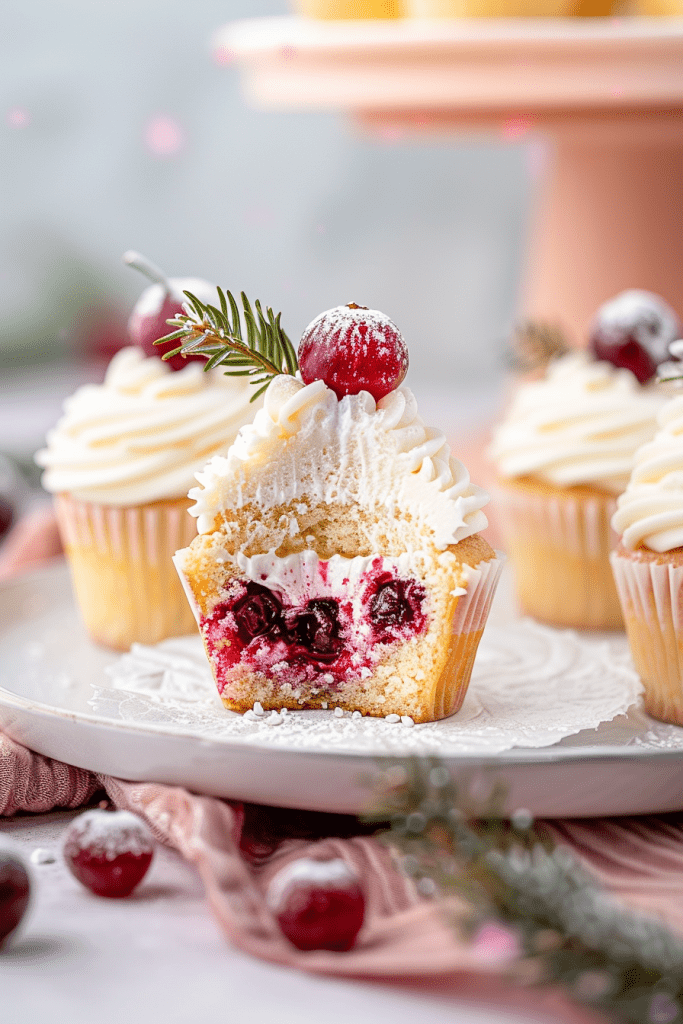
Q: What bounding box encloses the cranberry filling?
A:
[369,575,426,642]
[233,582,284,643]
[292,599,343,664]
[201,562,429,693]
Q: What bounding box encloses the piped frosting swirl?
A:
[189,375,489,549]
[612,393,683,552]
[36,347,262,506]
[488,351,664,494]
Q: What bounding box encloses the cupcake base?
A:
[55,494,199,651]
[494,476,622,630]
[611,544,683,726]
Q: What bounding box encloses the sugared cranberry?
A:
[62,809,154,899]
[298,303,408,402]
[0,851,30,950]
[124,250,217,371]
[369,575,426,642]
[589,289,681,384]
[294,599,343,663]
[267,857,365,952]
[234,583,284,643]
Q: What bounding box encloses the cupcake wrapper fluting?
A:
[493,482,622,630]
[611,550,683,726]
[55,494,198,651]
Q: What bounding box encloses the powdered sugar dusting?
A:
[267,857,359,912]
[593,290,680,364]
[62,810,154,861]
[298,304,408,402]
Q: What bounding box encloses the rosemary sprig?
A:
[156,288,298,402]
[367,760,683,1024]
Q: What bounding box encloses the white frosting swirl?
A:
[612,393,683,552]
[36,347,262,506]
[190,376,489,549]
[488,351,664,494]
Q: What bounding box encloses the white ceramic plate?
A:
[2,561,683,818]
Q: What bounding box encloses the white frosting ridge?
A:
[488,351,664,494]
[189,376,489,548]
[36,347,262,506]
[612,393,683,552]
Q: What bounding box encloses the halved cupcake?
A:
[174,303,501,722]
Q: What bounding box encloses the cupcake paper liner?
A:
[55,494,198,651]
[611,551,683,725]
[431,553,504,720]
[493,481,622,630]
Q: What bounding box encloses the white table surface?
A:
[0,810,566,1024]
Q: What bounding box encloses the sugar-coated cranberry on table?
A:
[589,289,681,385]
[62,809,155,899]
[0,850,30,950]
[123,250,217,371]
[298,303,408,402]
[267,857,365,952]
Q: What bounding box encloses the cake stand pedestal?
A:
[215,16,683,337]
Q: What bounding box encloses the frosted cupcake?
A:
[611,375,683,725]
[488,291,678,630]
[36,257,262,650]
[174,302,502,722]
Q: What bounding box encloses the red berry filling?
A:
[200,557,427,698]
[298,303,408,402]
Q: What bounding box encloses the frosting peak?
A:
[36,347,262,506]
[612,393,683,552]
[190,377,488,548]
[488,351,664,494]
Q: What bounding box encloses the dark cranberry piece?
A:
[294,599,343,663]
[298,303,408,402]
[233,583,283,643]
[589,290,681,384]
[369,576,426,641]
[0,852,30,949]
[267,858,365,952]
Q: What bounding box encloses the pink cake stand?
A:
[214,15,683,337]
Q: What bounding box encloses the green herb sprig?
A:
[367,759,683,1024]
[156,288,298,402]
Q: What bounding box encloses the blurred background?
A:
[1,0,534,487]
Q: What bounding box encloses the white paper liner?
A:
[494,484,617,559]
[611,551,683,724]
[55,494,198,649]
[453,555,504,636]
[492,482,622,628]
